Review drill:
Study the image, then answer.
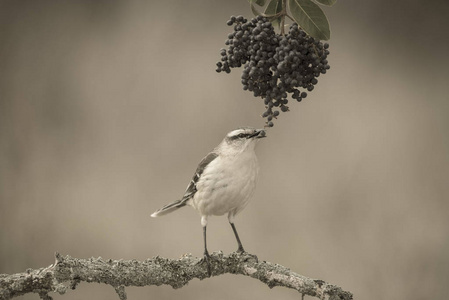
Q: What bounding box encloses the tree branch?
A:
[0,251,353,300]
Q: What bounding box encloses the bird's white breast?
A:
[190,150,259,217]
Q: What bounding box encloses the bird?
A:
[151,127,266,274]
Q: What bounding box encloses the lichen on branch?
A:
[0,251,353,300]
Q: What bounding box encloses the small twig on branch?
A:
[0,251,353,300]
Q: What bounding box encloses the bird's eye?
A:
[238,133,245,138]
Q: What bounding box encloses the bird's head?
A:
[219,127,266,155]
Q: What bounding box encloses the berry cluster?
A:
[216,15,330,127]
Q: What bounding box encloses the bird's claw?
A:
[198,252,212,277]
[236,249,258,263]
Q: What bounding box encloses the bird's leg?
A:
[228,212,245,253]
[200,216,212,276]
[230,222,245,253]
[228,213,258,262]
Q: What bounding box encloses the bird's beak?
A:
[252,129,266,139]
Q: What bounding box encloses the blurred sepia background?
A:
[1,0,448,299]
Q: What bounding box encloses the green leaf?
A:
[250,2,262,16]
[313,0,337,6]
[248,0,267,6]
[264,0,283,27]
[288,0,331,40]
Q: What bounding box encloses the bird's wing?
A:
[181,152,219,201]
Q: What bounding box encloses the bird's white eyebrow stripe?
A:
[227,132,255,140]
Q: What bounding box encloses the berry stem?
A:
[280,0,287,35]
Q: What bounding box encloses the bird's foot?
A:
[198,251,212,277]
[236,247,258,263]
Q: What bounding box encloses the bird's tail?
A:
[151,199,187,217]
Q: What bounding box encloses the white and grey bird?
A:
[151,127,266,272]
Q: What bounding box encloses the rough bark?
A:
[0,251,353,300]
